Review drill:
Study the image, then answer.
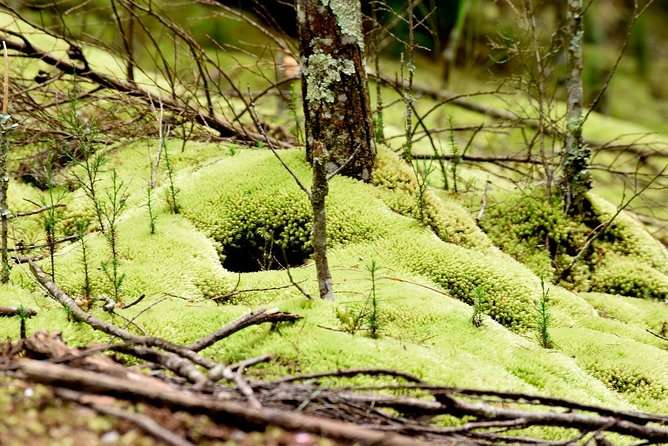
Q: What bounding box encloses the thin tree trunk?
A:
[441,0,470,86]
[403,0,415,160]
[562,0,590,214]
[127,2,136,83]
[0,140,8,284]
[297,0,375,181]
[0,42,10,283]
[297,0,375,300]
[110,0,135,84]
[311,141,335,300]
[371,2,384,144]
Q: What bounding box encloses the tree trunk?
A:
[311,141,335,300]
[561,0,590,214]
[297,0,375,181]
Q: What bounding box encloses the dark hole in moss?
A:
[221,234,311,273]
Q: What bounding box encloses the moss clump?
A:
[425,192,493,250]
[588,193,668,275]
[478,189,668,299]
[479,191,589,280]
[580,292,668,332]
[202,188,314,271]
[591,255,668,300]
[371,147,417,192]
[33,212,225,305]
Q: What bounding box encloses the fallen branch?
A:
[10,203,66,219]
[187,308,301,352]
[8,235,78,252]
[0,27,291,149]
[4,333,668,444]
[412,153,545,165]
[264,368,425,386]
[346,384,668,426]
[647,329,668,343]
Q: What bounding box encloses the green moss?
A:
[477,189,668,300]
[28,211,225,306]
[371,147,417,192]
[581,292,668,332]
[588,193,668,275]
[589,365,668,406]
[553,325,668,412]
[426,192,492,249]
[479,190,589,280]
[1,140,667,417]
[366,232,537,331]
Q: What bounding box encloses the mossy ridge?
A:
[553,326,668,413]
[4,139,235,252]
[375,232,537,331]
[478,189,589,280]
[176,147,536,330]
[1,252,630,416]
[591,255,668,300]
[588,193,668,274]
[190,264,627,410]
[581,291,668,332]
[23,211,225,309]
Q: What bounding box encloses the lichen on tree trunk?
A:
[297,0,375,182]
[561,0,591,214]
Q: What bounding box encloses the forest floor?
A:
[0,9,667,445]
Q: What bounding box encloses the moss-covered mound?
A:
[478,188,668,300]
[179,151,383,272]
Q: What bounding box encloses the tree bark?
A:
[297,0,375,181]
[561,0,590,214]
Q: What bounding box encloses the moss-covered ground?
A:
[0,139,666,427]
